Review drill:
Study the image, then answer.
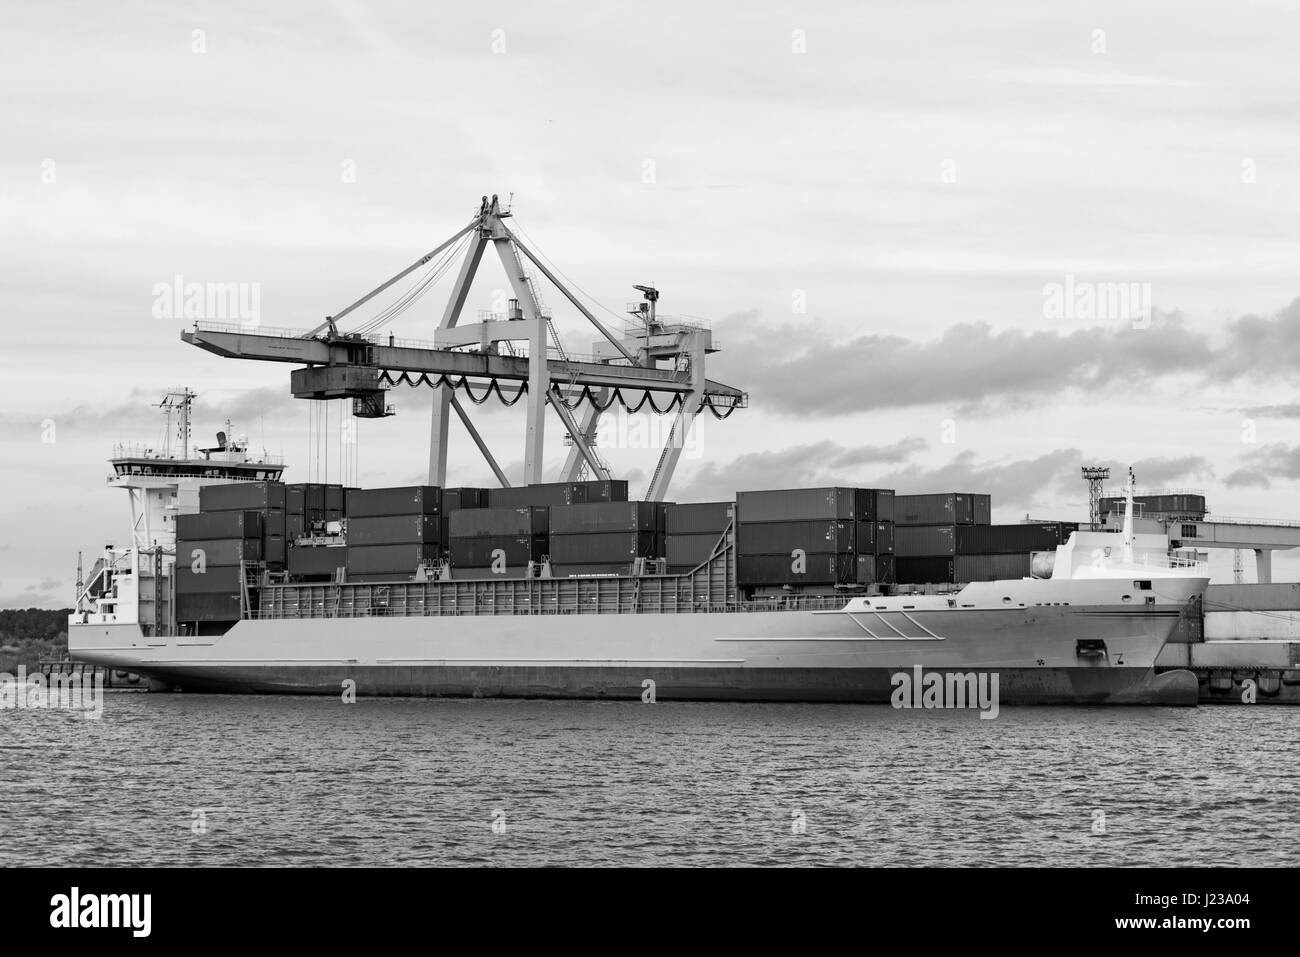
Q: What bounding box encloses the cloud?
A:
[1225,444,1300,489]
[714,298,1300,418]
[1242,403,1300,419]
[1097,456,1214,488]
[0,590,64,610]
[672,438,928,501]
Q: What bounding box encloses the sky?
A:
[3,0,1300,607]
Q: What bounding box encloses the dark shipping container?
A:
[176,538,261,566]
[174,564,243,594]
[175,592,242,621]
[487,480,629,508]
[973,494,992,525]
[176,510,262,540]
[549,531,659,564]
[737,487,855,523]
[347,514,442,546]
[264,535,286,566]
[442,487,487,511]
[449,506,549,538]
[877,522,895,554]
[737,520,855,555]
[449,536,543,568]
[955,523,1072,555]
[875,554,896,584]
[955,553,1032,582]
[895,524,957,557]
[853,488,896,524]
[550,501,663,534]
[895,493,976,526]
[895,556,956,584]
[287,545,348,578]
[199,481,286,512]
[737,553,855,586]
[346,544,440,574]
[346,486,441,518]
[665,501,733,535]
[665,532,724,567]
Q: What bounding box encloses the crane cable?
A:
[346,231,472,337]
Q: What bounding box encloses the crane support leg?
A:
[427,233,487,485]
[451,395,511,488]
[560,388,607,480]
[493,236,547,484]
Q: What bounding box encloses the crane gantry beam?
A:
[179,193,748,498]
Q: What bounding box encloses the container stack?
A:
[894,492,991,585]
[664,502,733,573]
[345,486,442,582]
[953,522,1077,582]
[735,488,859,588]
[448,505,549,579]
[855,488,897,585]
[487,480,628,508]
[548,501,666,577]
[195,481,288,570]
[175,508,262,625]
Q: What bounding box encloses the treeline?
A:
[0,608,72,644]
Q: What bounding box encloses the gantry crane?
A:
[181,194,746,499]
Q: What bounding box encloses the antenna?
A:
[1081,465,1111,530]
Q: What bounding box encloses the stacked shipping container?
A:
[735,487,896,588]
[345,486,442,581]
[548,501,665,576]
[664,501,733,573]
[894,492,991,585]
[447,505,549,578]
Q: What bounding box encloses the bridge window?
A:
[1134,580,1152,590]
[1182,524,1198,538]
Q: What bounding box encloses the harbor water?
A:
[1,694,1295,867]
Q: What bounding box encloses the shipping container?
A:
[875,554,896,584]
[955,553,1032,582]
[325,486,345,512]
[442,487,486,512]
[287,513,305,541]
[895,524,957,557]
[346,543,441,574]
[550,531,658,564]
[176,538,261,566]
[855,521,876,555]
[287,545,348,578]
[853,488,896,524]
[199,481,286,512]
[487,480,629,508]
[449,506,549,538]
[895,556,955,584]
[737,520,854,555]
[973,494,992,525]
[175,592,242,621]
[665,501,733,535]
[551,501,663,534]
[346,486,441,518]
[347,514,442,546]
[955,523,1072,555]
[665,532,724,566]
[855,554,876,585]
[737,553,855,586]
[174,564,243,594]
[737,487,855,523]
[449,536,542,568]
[176,510,262,540]
[286,485,306,515]
[264,535,286,566]
[895,493,978,526]
[262,509,286,538]
[877,522,895,554]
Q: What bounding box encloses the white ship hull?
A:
[70,576,1204,705]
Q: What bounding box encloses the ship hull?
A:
[69,597,1201,705]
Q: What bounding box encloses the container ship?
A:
[68,196,1209,705]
